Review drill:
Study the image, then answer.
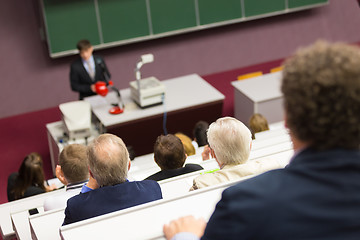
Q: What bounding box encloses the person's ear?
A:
[88,167,94,178]
[210,148,216,159]
[55,165,68,185]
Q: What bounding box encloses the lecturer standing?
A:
[70,39,111,100]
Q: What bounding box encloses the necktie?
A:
[86,60,95,80]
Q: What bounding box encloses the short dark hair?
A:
[193,121,209,147]
[59,144,89,184]
[282,41,360,150]
[76,39,92,51]
[154,134,186,170]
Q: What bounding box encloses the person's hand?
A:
[46,183,58,192]
[163,216,206,240]
[91,84,96,93]
[201,145,211,161]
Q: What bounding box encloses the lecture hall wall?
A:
[0,0,360,119]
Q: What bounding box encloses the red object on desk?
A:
[109,106,124,115]
[95,81,124,115]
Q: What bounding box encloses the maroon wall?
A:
[1,0,360,119]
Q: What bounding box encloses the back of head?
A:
[76,39,92,51]
[59,144,89,184]
[13,152,46,199]
[282,41,360,150]
[175,133,196,156]
[154,134,186,170]
[193,121,209,147]
[208,117,252,165]
[249,113,269,139]
[87,134,130,187]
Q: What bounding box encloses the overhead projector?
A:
[129,54,165,108]
[59,101,91,139]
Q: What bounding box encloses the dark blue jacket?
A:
[202,148,360,240]
[63,180,162,225]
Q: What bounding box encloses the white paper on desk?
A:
[47,178,64,189]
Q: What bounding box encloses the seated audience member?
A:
[249,113,269,139]
[175,132,196,156]
[190,117,282,191]
[163,41,360,239]
[63,134,162,225]
[144,134,203,181]
[7,152,56,201]
[192,121,209,149]
[127,145,136,161]
[44,144,90,211]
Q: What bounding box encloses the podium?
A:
[85,74,225,156]
[231,71,284,125]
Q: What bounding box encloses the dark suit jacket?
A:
[70,55,111,100]
[144,164,204,182]
[63,180,162,225]
[202,148,360,240]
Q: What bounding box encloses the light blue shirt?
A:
[80,183,93,193]
[171,232,199,240]
[82,55,95,76]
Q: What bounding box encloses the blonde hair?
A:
[249,113,269,139]
[175,132,196,156]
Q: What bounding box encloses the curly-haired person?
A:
[163,41,360,240]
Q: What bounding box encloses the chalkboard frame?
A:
[41,0,329,58]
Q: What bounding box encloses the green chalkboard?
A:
[288,0,328,9]
[198,0,242,25]
[244,0,286,17]
[42,0,329,57]
[98,0,150,43]
[149,0,197,34]
[43,0,100,54]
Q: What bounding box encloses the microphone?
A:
[96,58,124,110]
[95,58,110,83]
[96,58,105,71]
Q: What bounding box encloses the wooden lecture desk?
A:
[231,71,284,125]
[85,74,225,156]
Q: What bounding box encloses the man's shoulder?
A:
[192,169,224,188]
[144,171,164,181]
[126,180,161,190]
[70,57,83,68]
[223,168,287,198]
[184,163,203,171]
[71,180,161,197]
[114,180,162,200]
